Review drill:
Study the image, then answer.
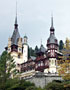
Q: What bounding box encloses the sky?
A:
[0,0,70,54]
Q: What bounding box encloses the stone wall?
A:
[26,73,62,88]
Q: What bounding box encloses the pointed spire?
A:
[50,14,55,34]
[14,0,18,29]
[15,16,17,25]
[41,39,42,45]
[50,13,54,29]
[15,0,17,24]
[51,16,53,28]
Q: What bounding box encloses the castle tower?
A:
[23,35,28,63]
[47,16,58,73]
[7,15,23,64]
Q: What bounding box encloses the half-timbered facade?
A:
[35,45,49,72]
[6,14,62,78]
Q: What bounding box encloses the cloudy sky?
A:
[0,0,70,54]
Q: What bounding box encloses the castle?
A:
[6,14,62,78]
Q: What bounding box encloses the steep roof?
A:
[36,44,46,54]
[24,35,28,39]
[47,16,58,45]
[48,34,57,44]
[11,17,20,45]
[40,45,46,53]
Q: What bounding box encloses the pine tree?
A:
[0,51,17,89]
[28,46,37,58]
[35,45,38,53]
[59,40,64,51]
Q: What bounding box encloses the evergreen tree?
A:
[59,40,64,51]
[28,46,37,58]
[30,47,35,56]
[35,45,38,53]
[0,51,17,90]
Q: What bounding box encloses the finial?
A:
[15,0,17,24]
[51,14,53,28]
[41,39,42,45]
[25,33,26,36]
[24,33,28,39]
[16,0,17,18]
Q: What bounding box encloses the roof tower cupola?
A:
[47,16,58,45]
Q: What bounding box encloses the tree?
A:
[44,81,64,90]
[64,38,70,49]
[0,51,17,90]
[58,38,70,80]
[28,46,36,58]
[58,60,70,80]
[59,40,64,51]
[5,78,35,90]
[35,45,38,52]
[0,51,37,90]
[25,86,37,90]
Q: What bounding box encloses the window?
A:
[18,54,20,58]
[51,50,54,57]
[51,45,53,48]
[41,61,43,66]
[8,48,10,51]
[53,45,54,48]
[38,63,40,66]
[19,48,22,51]
[36,64,38,68]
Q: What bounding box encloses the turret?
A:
[47,16,58,58]
[24,35,28,44]
[46,16,58,73]
[23,35,28,63]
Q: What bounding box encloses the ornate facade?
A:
[20,17,62,78]
[6,15,62,78]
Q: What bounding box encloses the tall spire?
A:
[50,15,55,34]
[41,39,42,45]
[51,16,53,28]
[50,14,54,29]
[14,0,18,29]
